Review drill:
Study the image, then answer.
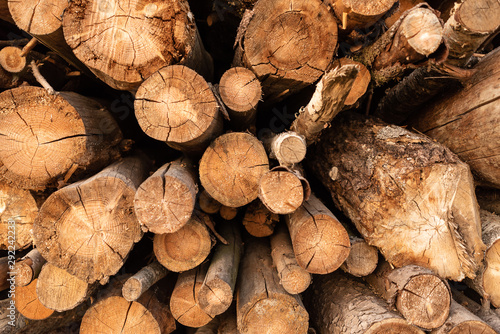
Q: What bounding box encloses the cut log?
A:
[430,300,496,334]
[13,279,54,320]
[303,272,425,334]
[258,167,305,214]
[134,157,198,234]
[14,248,46,287]
[0,46,26,73]
[33,156,149,284]
[307,113,485,281]
[410,47,500,189]
[236,237,309,334]
[242,200,279,237]
[331,58,371,107]
[384,0,425,28]
[153,210,213,272]
[198,189,222,214]
[269,223,311,295]
[365,262,451,329]
[327,0,398,31]
[285,193,350,274]
[261,131,307,166]
[170,264,213,328]
[198,221,242,317]
[0,86,123,190]
[219,205,238,220]
[233,0,338,103]
[199,132,269,208]
[218,306,238,334]
[452,289,500,333]
[476,187,500,215]
[62,0,213,90]
[122,261,168,302]
[340,234,379,278]
[134,65,222,153]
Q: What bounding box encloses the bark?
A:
[0,86,123,190]
[326,0,398,31]
[199,132,269,207]
[14,248,46,287]
[307,113,485,281]
[33,156,150,284]
[340,235,379,278]
[430,300,496,334]
[261,131,307,166]
[13,278,54,320]
[331,58,371,107]
[122,261,168,302]
[242,200,279,237]
[198,189,222,215]
[452,289,500,333]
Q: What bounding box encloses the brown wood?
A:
[270,223,311,295]
[331,58,371,107]
[0,86,123,190]
[218,306,238,334]
[307,113,485,281]
[476,187,500,215]
[303,272,425,334]
[430,300,496,334]
[135,65,222,153]
[134,157,198,234]
[236,237,309,334]
[33,157,149,284]
[198,189,222,214]
[327,0,398,31]
[384,0,425,28]
[199,132,269,208]
[153,210,213,272]
[242,200,279,237]
[262,131,307,166]
[14,248,46,287]
[0,257,8,291]
[258,167,305,214]
[452,289,500,333]
[365,262,451,330]
[122,261,168,302]
[62,0,213,90]
[219,205,238,220]
[340,235,378,277]
[0,46,26,73]
[286,193,350,274]
[13,279,54,320]
[0,1,14,24]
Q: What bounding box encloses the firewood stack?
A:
[0,0,499,333]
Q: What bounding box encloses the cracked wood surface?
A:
[242,200,279,237]
[258,167,305,214]
[326,0,397,31]
[430,300,497,334]
[13,278,54,321]
[13,248,46,287]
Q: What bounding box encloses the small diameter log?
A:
[0,86,123,190]
[262,131,307,166]
[303,272,425,334]
[36,263,95,312]
[13,248,46,287]
[327,0,398,31]
[340,235,379,277]
[331,58,371,107]
[33,157,149,284]
[0,46,26,73]
[13,279,54,320]
[236,237,309,334]
[170,264,213,328]
[365,262,451,329]
[153,210,213,272]
[0,182,38,250]
[307,113,485,281]
[258,167,305,215]
[198,189,222,214]
[467,210,500,308]
[270,223,311,295]
[234,0,338,104]
[122,261,168,302]
[199,132,269,208]
[476,187,500,215]
[134,157,198,234]
[430,300,497,334]
[242,200,279,237]
[452,289,500,333]
[63,0,213,90]
[135,65,222,153]
[219,67,261,130]
[219,206,238,221]
[198,221,242,317]
[286,193,350,274]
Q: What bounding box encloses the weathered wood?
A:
[262,131,307,166]
[430,300,496,334]
[0,86,123,190]
[332,58,371,107]
[365,262,451,329]
[452,289,500,333]
[14,248,46,287]
[199,132,269,207]
[134,157,198,234]
[236,237,309,333]
[307,113,485,281]
[258,167,305,214]
[242,200,279,237]
[13,279,54,320]
[340,235,378,277]
[122,261,168,302]
[327,0,398,31]
[198,189,222,215]
[33,157,149,284]
[286,193,350,274]
[0,46,26,73]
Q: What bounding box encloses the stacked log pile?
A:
[0,0,499,333]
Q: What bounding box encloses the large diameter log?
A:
[134,157,198,234]
[63,0,213,90]
[307,113,485,281]
[199,132,269,208]
[258,167,305,215]
[236,237,309,334]
[365,262,451,329]
[0,86,123,190]
[135,65,222,153]
[430,300,497,334]
[303,272,425,334]
[33,157,149,284]
[410,47,500,189]
[234,0,338,104]
[242,200,279,237]
[14,249,46,287]
[122,261,168,302]
[13,278,54,320]
[286,193,350,274]
[327,0,398,31]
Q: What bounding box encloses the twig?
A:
[30,60,56,95]
[20,38,38,57]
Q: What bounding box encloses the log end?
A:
[340,238,378,277]
[365,318,424,334]
[122,278,142,302]
[0,47,26,73]
[13,278,54,320]
[259,170,304,215]
[198,278,233,317]
[279,265,312,295]
[219,66,261,113]
[402,8,443,57]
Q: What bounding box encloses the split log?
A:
[135,65,222,153]
[153,210,213,272]
[261,131,307,166]
[327,0,398,31]
[122,261,168,302]
[242,200,279,237]
[198,189,222,214]
[303,271,424,334]
[199,132,269,207]
[269,223,311,295]
[62,0,213,90]
[307,113,485,281]
[219,206,238,220]
[0,86,123,190]
[258,167,305,214]
[430,300,497,334]
[13,279,54,320]
[14,248,46,287]
[365,262,451,329]
[452,289,500,333]
[236,237,309,333]
[285,193,350,274]
[0,46,26,73]
[134,157,198,234]
[476,187,500,215]
[33,156,150,284]
[198,221,242,317]
[331,58,371,107]
[233,0,338,103]
[410,47,500,189]
[340,233,379,278]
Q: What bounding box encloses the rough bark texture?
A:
[13,278,54,320]
[122,261,168,302]
[430,300,497,334]
[307,113,485,281]
[258,167,305,214]
[13,249,46,287]
[327,0,398,31]
[242,200,279,237]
